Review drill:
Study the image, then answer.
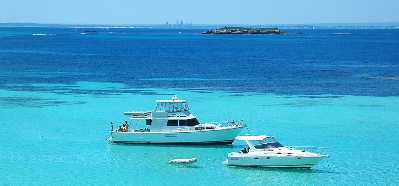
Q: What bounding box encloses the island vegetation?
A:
[202,26,285,34]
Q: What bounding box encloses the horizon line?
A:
[1,22,399,28]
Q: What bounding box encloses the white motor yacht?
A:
[108,95,244,144]
[224,135,328,168]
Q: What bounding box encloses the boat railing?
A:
[222,118,245,127]
[124,111,151,116]
[163,108,189,112]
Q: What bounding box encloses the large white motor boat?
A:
[224,135,328,168]
[108,95,244,144]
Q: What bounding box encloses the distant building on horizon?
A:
[165,19,189,26]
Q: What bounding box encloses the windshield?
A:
[252,137,284,149]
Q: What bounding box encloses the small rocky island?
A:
[202,26,285,35]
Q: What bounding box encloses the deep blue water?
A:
[1,27,398,96]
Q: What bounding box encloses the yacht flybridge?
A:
[108,95,244,144]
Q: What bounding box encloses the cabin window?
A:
[186,118,200,126]
[167,120,178,126]
[195,127,205,130]
[179,120,187,126]
[146,119,152,126]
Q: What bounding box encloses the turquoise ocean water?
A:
[1,27,399,185]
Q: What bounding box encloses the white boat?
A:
[108,95,244,144]
[224,135,328,168]
[169,158,198,164]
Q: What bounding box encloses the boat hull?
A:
[110,127,243,144]
[226,156,325,168]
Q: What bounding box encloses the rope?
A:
[325,155,331,170]
[245,124,252,135]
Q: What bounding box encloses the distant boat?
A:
[107,95,244,144]
[81,30,97,34]
[224,135,328,168]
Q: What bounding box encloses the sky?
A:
[1,0,399,25]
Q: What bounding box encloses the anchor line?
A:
[245,124,252,136]
[325,155,331,170]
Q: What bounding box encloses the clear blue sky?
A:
[1,0,398,25]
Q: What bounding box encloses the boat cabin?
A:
[123,95,202,132]
[236,135,284,151]
[155,98,189,112]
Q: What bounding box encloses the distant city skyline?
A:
[1,0,398,25]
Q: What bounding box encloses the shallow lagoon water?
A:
[1,83,398,185]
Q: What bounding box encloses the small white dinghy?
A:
[168,158,198,164]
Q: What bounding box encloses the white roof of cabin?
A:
[156,99,186,103]
[236,135,272,141]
